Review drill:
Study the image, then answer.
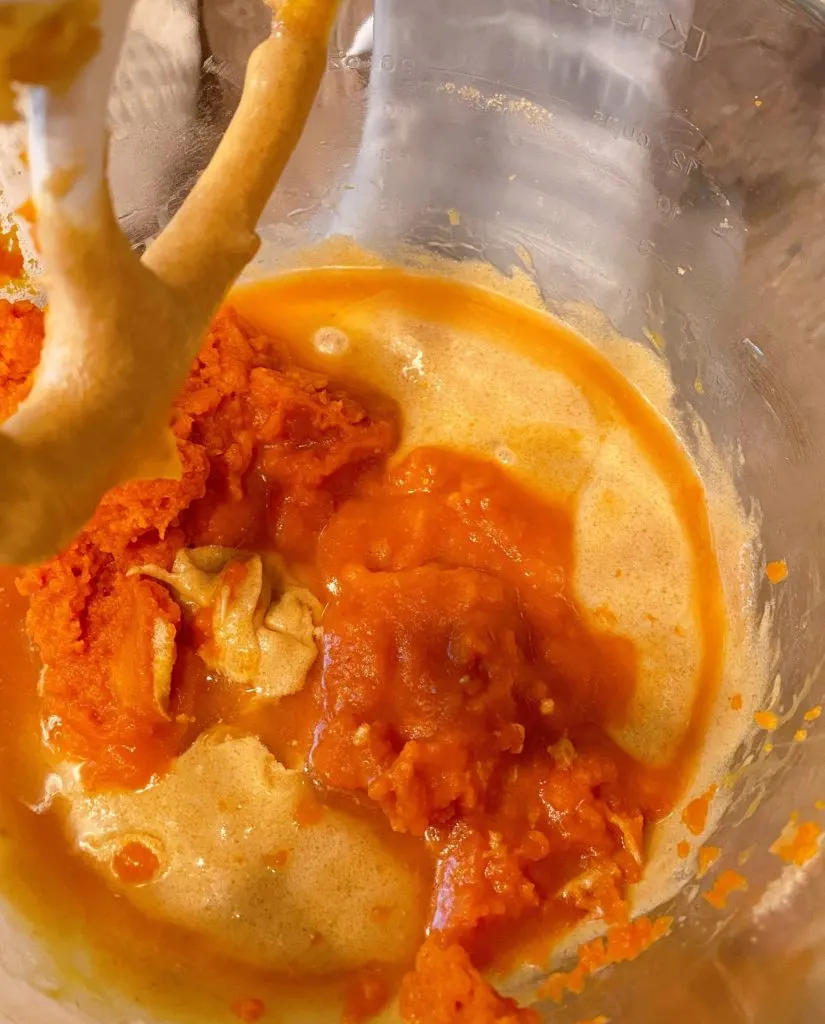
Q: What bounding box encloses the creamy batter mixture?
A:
[0,250,764,1024]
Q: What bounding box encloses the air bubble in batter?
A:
[313,326,350,356]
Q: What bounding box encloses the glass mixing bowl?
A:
[2,0,825,1021]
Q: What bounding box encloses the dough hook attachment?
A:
[0,0,337,565]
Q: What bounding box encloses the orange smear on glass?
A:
[765,560,788,584]
[12,199,36,264]
[703,870,747,910]
[754,710,779,731]
[681,784,717,836]
[697,846,721,879]
[729,693,743,712]
[14,198,38,251]
[0,222,24,282]
[676,840,691,860]
[539,916,672,1003]
[770,820,823,867]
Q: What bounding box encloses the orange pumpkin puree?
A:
[703,869,748,910]
[0,299,42,420]
[232,996,267,1022]
[15,303,394,789]
[681,784,717,837]
[0,295,693,1021]
[770,819,823,867]
[0,220,24,283]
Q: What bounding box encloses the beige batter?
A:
[67,733,425,974]
[52,248,766,1010]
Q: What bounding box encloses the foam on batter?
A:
[65,732,425,974]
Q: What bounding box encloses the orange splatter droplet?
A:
[539,916,672,1003]
[697,846,721,879]
[15,199,36,225]
[0,223,24,283]
[231,997,266,1022]
[729,693,743,712]
[770,819,823,867]
[676,840,691,860]
[794,729,808,744]
[112,840,160,885]
[804,706,822,723]
[263,849,290,870]
[369,903,393,924]
[14,199,38,252]
[342,965,392,1024]
[754,710,779,731]
[766,560,788,584]
[294,788,325,828]
[682,784,717,836]
[815,800,825,812]
[703,869,748,910]
[577,1018,610,1024]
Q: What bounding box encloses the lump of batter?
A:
[65,731,426,973]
